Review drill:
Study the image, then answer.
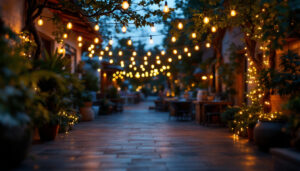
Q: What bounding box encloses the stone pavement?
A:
[17,99,273,171]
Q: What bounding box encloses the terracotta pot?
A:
[0,124,32,169]
[39,124,59,141]
[247,127,254,141]
[79,101,95,121]
[254,121,289,150]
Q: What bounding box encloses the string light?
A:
[230,10,237,17]
[78,42,83,47]
[67,21,72,29]
[105,46,109,51]
[149,35,154,44]
[191,32,197,38]
[161,50,166,55]
[108,51,113,56]
[168,57,172,62]
[122,0,129,10]
[173,49,178,54]
[202,75,207,80]
[144,56,148,60]
[127,38,132,46]
[118,51,123,56]
[77,36,82,42]
[195,45,200,51]
[100,51,104,55]
[206,42,211,48]
[163,1,169,13]
[178,22,183,29]
[99,56,103,60]
[94,25,100,31]
[184,47,188,53]
[187,52,192,57]
[109,59,114,64]
[203,17,209,24]
[37,17,43,26]
[122,25,127,33]
[211,26,217,32]
[178,54,182,60]
[94,37,100,44]
[151,23,156,32]
[63,33,68,39]
[171,36,176,42]
[109,37,113,45]
[132,51,137,56]
[147,51,151,56]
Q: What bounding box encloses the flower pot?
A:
[0,124,32,169]
[247,127,254,141]
[254,121,289,150]
[79,101,95,121]
[39,124,59,141]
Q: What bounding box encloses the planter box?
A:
[271,148,300,171]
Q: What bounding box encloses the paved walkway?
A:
[18,99,273,171]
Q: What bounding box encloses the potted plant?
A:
[221,106,240,131]
[79,91,95,121]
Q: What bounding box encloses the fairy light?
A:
[203,17,209,24]
[191,32,197,38]
[122,25,127,33]
[206,42,211,48]
[202,75,207,80]
[108,51,113,56]
[127,38,132,46]
[118,51,123,56]
[37,17,43,26]
[163,1,169,13]
[178,22,183,29]
[94,25,100,31]
[168,57,172,62]
[78,42,83,47]
[195,45,200,51]
[184,47,188,53]
[211,26,217,33]
[122,0,129,10]
[230,10,237,17]
[94,37,100,44]
[67,22,72,29]
[109,37,113,45]
[187,52,192,57]
[63,33,68,39]
[77,36,82,42]
[161,50,166,56]
[147,51,151,56]
[173,49,178,55]
[100,51,104,55]
[99,56,103,60]
[178,54,182,60]
[149,35,154,44]
[151,23,156,32]
[171,36,176,42]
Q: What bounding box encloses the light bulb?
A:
[230,10,236,17]
[202,75,207,80]
[211,26,217,32]
[109,38,113,45]
[118,51,123,56]
[109,51,113,56]
[109,59,114,64]
[149,36,154,44]
[151,23,156,32]
[206,42,211,48]
[90,44,95,49]
[147,51,151,56]
[171,36,176,42]
[203,17,209,24]
[178,55,182,60]
[161,50,166,55]
[67,22,72,29]
[122,0,129,10]
[191,32,196,38]
[63,33,68,39]
[100,51,104,55]
[77,36,82,42]
[37,17,43,26]
[168,58,172,62]
[184,47,188,53]
[132,51,137,56]
[94,37,99,44]
[187,52,192,57]
[105,46,109,51]
[195,45,200,51]
[78,42,83,47]
[99,56,103,60]
[163,1,169,13]
[144,56,148,60]
[122,25,127,33]
[94,25,100,31]
[178,22,183,29]
[127,39,132,46]
[173,49,177,54]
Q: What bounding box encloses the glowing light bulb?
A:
[187,52,192,57]
[147,51,151,56]
[211,26,217,32]
[63,33,68,39]
[109,38,113,45]
[109,51,113,56]
[178,55,182,60]
[151,23,156,32]
[78,42,83,47]
[173,49,178,55]
[149,35,154,44]
[94,37,99,44]
[163,1,169,13]
[168,58,172,62]
[109,59,114,64]
[94,25,100,31]
[67,22,72,29]
[122,0,129,10]
[90,44,95,49]
[191,32,197,38]
[230,10,237,17]
[195,45,200,51]
[184,47,188,53]
[202,75,208,80]
[100,51,104,55]
[130,57,134,61]
[37,17,43,26]
[122,25,127,33]
[132,51,137,56]
[161,50,166,55]
[127,39,132,46]
[206,42,211,48]
[77,36,82,42]
[171,36,176,42]
[203,17,209,24]
[99,56,103,60]
[118,51,123,56]
[157,60,161,65]
[178,22,183,29]
[105,46,109,51]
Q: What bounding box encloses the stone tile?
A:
[17,99,273,170]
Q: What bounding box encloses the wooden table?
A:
[193,101,232,124]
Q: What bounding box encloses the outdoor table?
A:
[169,100,193,120]
[193,101,232,124]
